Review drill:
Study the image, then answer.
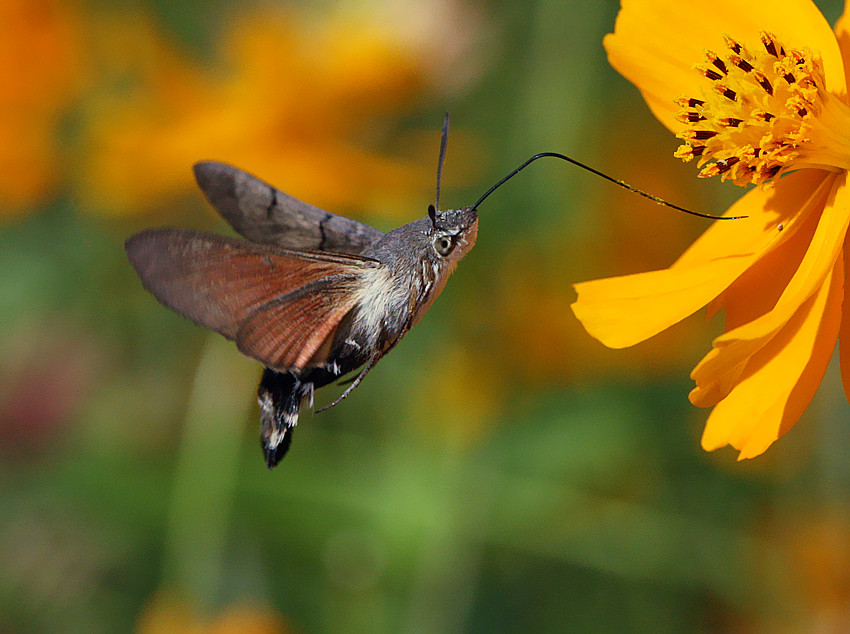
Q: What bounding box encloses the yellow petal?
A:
[572,255,750,349]
[605,0,846,134]
[838,239,850,403]
[571,172,818,349]
[703,174,832,325]
[675,170,833,269]
[700,252,843,459]
[834,1,850,100]
[693,200,821,406]
[691,173,848,406]
[706,184,825,333]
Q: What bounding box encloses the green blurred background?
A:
[3,0,850,632]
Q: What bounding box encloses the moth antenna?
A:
[434,112,450,216]
[471,152,746,220]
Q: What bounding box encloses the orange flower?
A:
[0,0,84,213]
[137,591,290,633]
[80,4,479,218]
[572,0,850,459]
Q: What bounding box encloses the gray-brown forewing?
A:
[125,228,380,370]
[192,162,384,254]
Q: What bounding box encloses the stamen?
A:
[701,67,724,81]
[714,85,737,101]
[731,56,753,73]
[761,32,779,57]
[678,111,706,123]
[755,72,774,95]
[707,52,728,75]
[674,31,850,185]
[693,130,718,140]
[676,97,706,109]
[723,35,742,54]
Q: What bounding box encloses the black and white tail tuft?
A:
[258,369,312,468]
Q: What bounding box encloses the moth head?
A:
[427,204,478,261]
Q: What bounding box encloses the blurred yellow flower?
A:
[81,3,479,218]
[0,0,84,213]
[572,0,850,459]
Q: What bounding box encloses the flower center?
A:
[674,32,850,186]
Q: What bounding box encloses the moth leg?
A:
[315,354,379,413]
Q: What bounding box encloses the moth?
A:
[126,116,731,468]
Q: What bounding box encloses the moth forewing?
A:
[234,273,371,371]
[193,162,384,254]
[125,228,379,369]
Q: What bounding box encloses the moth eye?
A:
[433,235,455,257]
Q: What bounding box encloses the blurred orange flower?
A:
[0,0,84,213]
[81,3,480,218]
[137,591,290,634]
[779,511,850,631]
[572,0,850,459]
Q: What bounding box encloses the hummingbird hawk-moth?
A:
[125,116,731,468]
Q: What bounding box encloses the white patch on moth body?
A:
[259,387,300,447]
[351,266,407,343]
[258,392,273,415]
[283,411,299,427]
[347,231,470,353]
[268,428,288,449]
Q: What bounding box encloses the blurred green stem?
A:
[400,448,492,634]
[510,0,609,229]
[161,335,257,611]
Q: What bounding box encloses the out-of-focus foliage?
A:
[2,0,850,632]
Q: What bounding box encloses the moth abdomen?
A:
[258,369,308,468]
